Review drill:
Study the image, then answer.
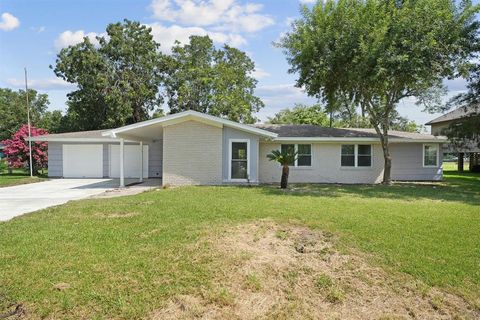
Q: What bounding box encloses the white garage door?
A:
[109,145,149,178]
[63,144,103,178]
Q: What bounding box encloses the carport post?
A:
[120,139,125,188]
[139,141,143,183]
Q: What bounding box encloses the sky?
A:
[0,0,473,129]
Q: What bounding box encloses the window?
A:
[281,144,312,167]
[341,144,372,167]
[231,141,248,179]
[281,144,295,166]
[423,144,438,167]
[357,145,372,167]
[298,144,312,166]
[341,145,355,167]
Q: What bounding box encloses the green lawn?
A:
[0,170,479,318]
[0,169,46,188]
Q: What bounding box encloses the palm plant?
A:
[267,149,298,189]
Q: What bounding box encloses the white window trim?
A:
[281,144,313,168]
[228,139,250,182]
[422,143,439,167]
[340,144,373,168]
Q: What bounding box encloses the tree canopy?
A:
[165,35,264,123]
[52,20,165,131]
[267,104,329,126]
[268,103,420,132]
[1,125,48,172]
[0,88,62,141]
[279,0,479,183]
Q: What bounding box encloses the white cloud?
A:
[6,78,75,90]
[251,68,270,79]
[0,12,20,31]
[54,30,102,50]
[149,0,274,33]
[255,83,317,121]
[149,23,246,53]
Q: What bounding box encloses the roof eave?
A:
[273,137,447,143]
[102,110,278,139]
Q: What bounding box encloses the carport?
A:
[30,130,158,188]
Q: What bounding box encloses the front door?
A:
[230,140,249,181]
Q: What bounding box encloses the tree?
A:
[165,35,264,123]
[1,125,48,174]
[267,149,298,189]
[279,0,479,184]
[267,104,329,125]
[52,20,165,131]
[268,103,420,132]
[0,88,59,140]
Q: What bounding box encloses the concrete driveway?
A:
[0,179,120,221]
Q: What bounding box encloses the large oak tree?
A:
[165,36,264,124]
[52,20,165,131]
[279,0,479,183]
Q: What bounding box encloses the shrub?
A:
[0,159,7,173]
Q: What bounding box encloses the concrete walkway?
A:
[0,178,161,221]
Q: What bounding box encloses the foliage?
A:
[0,88,61,140]
[52,20,165,131]
[165,36,264,123]
[0,159,7,173]
[1,125,48,172]
[267,149,298,188]
[269,103,420,132]
[268,104,329,126]
[279,0,479,183]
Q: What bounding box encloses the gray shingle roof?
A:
[425,106,479,125]
[252,124,440,140]
[35,124,442,141]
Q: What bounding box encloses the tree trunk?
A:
[280,165,289,189]
[458,152,464,172]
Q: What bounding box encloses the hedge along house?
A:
[31,110,447,187]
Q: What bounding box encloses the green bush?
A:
[0,159,7,173]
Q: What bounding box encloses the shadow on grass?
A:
[258,170,480,206]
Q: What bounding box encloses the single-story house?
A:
[31,110,446,186]
[426,106,479,171]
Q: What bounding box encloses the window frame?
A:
[280,143,312,168]
[422,143,439,168]
[228,139,250,181]
[340,144,373,168]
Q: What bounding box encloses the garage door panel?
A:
[109,145,149,178]
[63,145,103,178]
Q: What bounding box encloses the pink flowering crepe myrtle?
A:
[1,124,48,171]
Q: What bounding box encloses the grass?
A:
[0,170,479,318]
[0,169,46,187]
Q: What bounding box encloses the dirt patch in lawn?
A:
[152,221,478,320]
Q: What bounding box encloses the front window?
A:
[341,145,355,166]
[281,144,312,167]
[357,145,372,167]
[341,144,372,167]
[231,141,248,179]
[423,144,438,167]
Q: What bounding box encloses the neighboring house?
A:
[426,106,480,171]
[31,110,446,186]
[0,143,4,159]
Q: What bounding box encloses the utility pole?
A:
[25,68,33,177]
